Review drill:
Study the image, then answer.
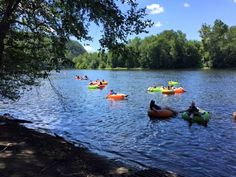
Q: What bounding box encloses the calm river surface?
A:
[1,70,236,177]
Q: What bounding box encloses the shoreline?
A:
[72,67,236,71]
[0,115,181,177]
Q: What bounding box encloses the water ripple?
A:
[1,69,236,177]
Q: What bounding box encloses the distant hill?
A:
[66,40,86,60]
[65,40,86,68]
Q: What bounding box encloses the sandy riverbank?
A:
[0,115,181,177]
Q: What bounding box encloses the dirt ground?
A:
[0,115,181,177]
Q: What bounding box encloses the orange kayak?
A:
[162,89,175,94]
[148,109,174,119]
[174,87,186,93]
[102,81,108,85]
[91,81,108,85]
[98,85,106,89]
[106,94,127,100]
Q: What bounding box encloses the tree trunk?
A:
[0,27,6,70]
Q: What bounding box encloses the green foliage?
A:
[74,52,107,69]
[74,30,202,69]
[75,20,236,70]
[1,31,64,100]
[0,0,151,100]
[200,19,236,68]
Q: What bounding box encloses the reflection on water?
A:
[1,69,236,177]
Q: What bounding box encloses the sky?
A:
[81,0,236,52]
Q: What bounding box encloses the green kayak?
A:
[181,108,210,125]
[147,86,163,92]
[168,81,179,86]
[88,85,99,89]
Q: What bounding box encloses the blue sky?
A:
[81,0,236,52]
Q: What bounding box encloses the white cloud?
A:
[83,45,95,53]
[184,3,190,7]
[147,4,164,14]
[154,21,163,28]
[234,0,236,3]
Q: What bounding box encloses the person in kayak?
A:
[233,112,236,120]
[187,101,199,118]
[98,81,103,86]
[89,81,94,85]
[150,100,162,111]
[83,75,88,80]
[167,85,172,90]
[150,100,178,115]
[108,90,116,95]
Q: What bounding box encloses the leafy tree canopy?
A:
[74,20,236,70]
[200,19,236,68]
[74,30,202,70]
[0,0,152,100]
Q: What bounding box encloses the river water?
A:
[1,69,236,177]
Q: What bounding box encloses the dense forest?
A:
[74,20,236,69]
